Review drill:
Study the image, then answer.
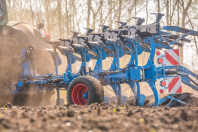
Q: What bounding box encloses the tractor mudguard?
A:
[10,23,52,51]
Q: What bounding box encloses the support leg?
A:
[110,83,121,105]
[128,82,145,106]
[128,82,137,101]
[56,88,60,106]
[94,47,103,72]
[109,44,120,70]
[136,82,140,106]
[117,84,121,105]
[147,81,160,107]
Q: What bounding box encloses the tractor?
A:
[0,0,54,106]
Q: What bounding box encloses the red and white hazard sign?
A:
[159,77,182,94]
[167,77,182,94]
[165,49,180,66]
[156,49,180,67]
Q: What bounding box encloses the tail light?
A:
[39,30,50,41]
[44,31,50,38]
[158,58,164,64]
[160,89,164,94]
[159,79,168,94]
[160,80,166,87]
[156,50,166,66]
[156,51,160,56]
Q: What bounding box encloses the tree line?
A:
[7,0,198,68]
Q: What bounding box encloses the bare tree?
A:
[157,0,160,13]
[91,0,103,31]
[57,0,62,38]
[87,0,91,28]
[179,0,192,64]
[29,0,35,25]
[108,0,112,29]
[166,0,169,26]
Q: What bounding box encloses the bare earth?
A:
[0,94,198,132]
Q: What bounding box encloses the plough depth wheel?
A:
[67,76,104,105]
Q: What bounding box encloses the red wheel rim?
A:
[71,83,89,105]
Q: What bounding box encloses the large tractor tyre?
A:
[0,37,54,106]
[67,76,104,105]
[13,94,28,106]
[11,49,55,106]
[12,76,54,106]
[0,37,22,106]
[13,91,51,106]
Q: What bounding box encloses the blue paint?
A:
[17,81,23,87]
[83,91,89,100]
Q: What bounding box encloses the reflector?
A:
[44,31,50,38]
[156,51,160,56]
[158,58,164,64]
[160,80,166,86]
[160,89,164,94]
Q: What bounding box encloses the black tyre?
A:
[0,37,22,106]
[13,94,28,106]
[3,44,55,106]
[13,90,54,106]
[67,76,104,105]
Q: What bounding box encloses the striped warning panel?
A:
[165,49,180,66]
[167,77,182,94]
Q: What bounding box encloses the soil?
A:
[1,94,198,132]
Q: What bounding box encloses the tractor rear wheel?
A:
[0,37,22,106]
[67,76,104,105]
[13,90,53,106]
[0,37,55,106]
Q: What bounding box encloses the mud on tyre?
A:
[67,76,104,105]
